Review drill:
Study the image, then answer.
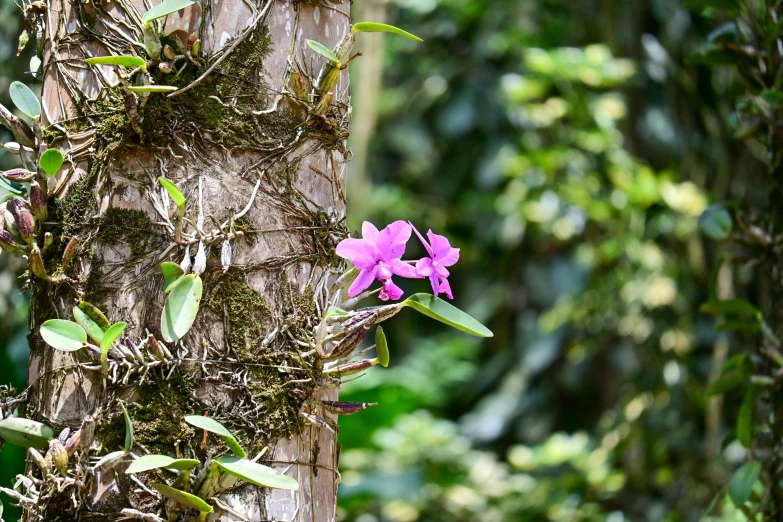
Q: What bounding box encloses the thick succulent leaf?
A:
[39,149,64,176]
[73,305,106,343]
[306,40,340,65]
[352,22,423,42]
[184,415,246,458]
[403,294,493,337]
[100,322,127,355]
[85,55,146,69]
[40,319,86,351]
[216,456,299,490]
[0,417,54,448]
[142,0,197,24]
[375,326,389,367]
[158,176,186,207]
[161,275,202,342]
[9,81,40,118]
[151,483,212,513]
[325,306,348,317]
[127,85,178,93]
[161,262,185,291]
[77,301,111,330]
[126,454,200,473]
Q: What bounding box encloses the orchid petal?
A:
[415,257,433,277]
[348,267,377,297]
[438,278,454,299]
[336,238,377,269]
[409,222,434,257]
[429,273,440,297]
[379,279,404,301]
[391,259,419,279]
[377,221,412,261]
[438,247,460,267]
[427,231,456,262]
[362,222,380,243]
[434,264,450,278]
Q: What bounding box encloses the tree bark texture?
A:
[22,0,350,520]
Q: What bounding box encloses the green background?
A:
[0,1,760,521]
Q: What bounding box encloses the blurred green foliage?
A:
[0,0,770,521]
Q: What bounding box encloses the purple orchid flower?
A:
[411,223,460,299]
[336,221,419,301]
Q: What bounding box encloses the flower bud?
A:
[0,229,26,256]
[163,44,176,61]
[64,429,80,455]
[190,39,201,58]
[2,168,35,182]
[29,246,49,280]
[328,325,369,360]
[180,244,191,273]
[48,439,69,475]
[325,359,373,377]
[46,175,57,194]
[9,198,35,243]
[188,31,198,47]
[62,235,79,270]
[3,209,18,237]
[42,231,53,252]
[193,241,206,274]
[29,181,47,222]
[28,447,48,474]
[320,401,378,415]
[158,61,174,74]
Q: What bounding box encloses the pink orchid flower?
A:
[411,223,460,299]
[336,221,419,301]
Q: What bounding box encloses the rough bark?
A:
[22,0,350,520]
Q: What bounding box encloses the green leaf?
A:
[159,177,186,207]
[375,326,389,367]
[9,81,40,119]
[126,454,200,474]
[352,22,423,42]
[100,322,127,377]
[184,415,246,458]
[39,148,64,176]
[151,483,213,514]
[161,262,185,292]
[761,90,783,108]
[737,387,754,448]
[325,306,348,317]
[73,305,106,343]
[728,462,760,508]
[127,85,178,93]
[29,56,41,77]
[161,274,202,342]
[699,205,732,240]
[0,417,55,448]
[216,456,299,490]
[77,301,111,331]
[143,0,198,24]
[403,294,493,337]
[85,55,146,70]
[700,299,760,318]
[118,399,134,453]
[306,40,340,65]
[707,354,753,396]
[40,319,87,351]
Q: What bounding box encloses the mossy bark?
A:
[26,1,350,520]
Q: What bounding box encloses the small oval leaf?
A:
[73,305,106,343]
[216,456,299,490]
[101,322,128,376]
[40,319,87,351]
[126,454,200,473]
[184,415,246,458]
[159,177,186,207]
[151,483,213,513]
[9,81,40,118]
[306,40,340,65]
[77,301,111,331]
[729,461,761,507]
[403,294,493,337]
[375,326,389,367]
[127,85,178,93]
[85,55,147,69]
[0,417,55,448]
[39,148,64,176]
[161,261,185,291]
[352,22,423,42]
[161,274,202,342]
[143,0,198,24]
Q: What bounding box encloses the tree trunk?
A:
[21,0,350,520]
